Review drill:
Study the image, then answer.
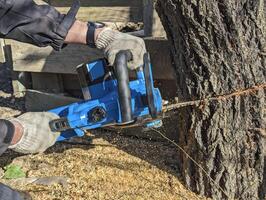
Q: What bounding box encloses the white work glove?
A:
[9,112,60,154]
[95,28,147,70]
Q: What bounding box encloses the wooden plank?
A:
[12,72,32,97]
[61,75,178,99]
[6,41,104,74]
[146,38,175,80]
[2,43,12,67]
[32,73,64,93]
[1,42,29,97]
[45,0,142,7]
[2,41,25,96]
[143,0,153,36]
[12,79,26,97]
[61,74,83,98]
[34,0,143,22]
[62,74,81,90]
[25,90,81,111]
[143,0,166,37]
[10,38,175,80]
[0,39,5,63]
[56,6,143,22]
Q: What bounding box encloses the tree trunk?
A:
[156,0,266,199]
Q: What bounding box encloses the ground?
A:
[0,64,209,200]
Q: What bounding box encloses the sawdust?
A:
[0,131,210,200]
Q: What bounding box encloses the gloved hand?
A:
[9,112,60,154]
[95,28,147,70]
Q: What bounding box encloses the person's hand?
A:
[95,28,147,70]
[9,112,60,154]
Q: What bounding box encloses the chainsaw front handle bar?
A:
[113,50,134,124]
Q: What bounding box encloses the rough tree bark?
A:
[156,0,266,199]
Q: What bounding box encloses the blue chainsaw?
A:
[49,50,163,141]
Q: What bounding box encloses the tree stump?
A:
[156,0,266,199]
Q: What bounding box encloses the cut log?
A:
[25,90,81,111]
[156,0,266,199]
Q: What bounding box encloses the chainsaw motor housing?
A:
[49,51,163,141]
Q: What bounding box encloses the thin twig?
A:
[163,83,266,113]
[151,128,231,199]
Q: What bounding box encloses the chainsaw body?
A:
[49,51,162,141]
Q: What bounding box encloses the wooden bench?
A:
[1,0,176,111]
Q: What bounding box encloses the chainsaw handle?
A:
[114,50,134,124]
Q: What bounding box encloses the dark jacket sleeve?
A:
[0,0,79,51]
[0,122,22,199]
[0,183,22,200]
[0,119,14,156]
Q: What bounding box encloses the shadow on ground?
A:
[47,129,183,182]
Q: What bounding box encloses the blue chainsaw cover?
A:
[50,58,162,141]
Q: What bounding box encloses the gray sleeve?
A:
[0,183,22,200]
[0,0,79,51]
[0,119,14,155]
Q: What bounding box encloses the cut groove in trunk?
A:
[156,0,266,199]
